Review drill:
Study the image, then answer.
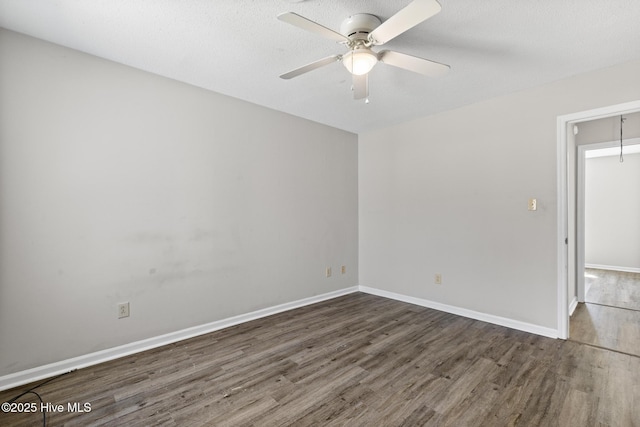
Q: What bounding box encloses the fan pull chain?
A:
[620,115,626,163]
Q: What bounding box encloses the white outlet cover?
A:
[118,302,130,318]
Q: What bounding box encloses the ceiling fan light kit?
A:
[277,0,450,101]
[343,47,378,75]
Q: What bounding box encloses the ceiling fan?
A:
[278,0,450,101]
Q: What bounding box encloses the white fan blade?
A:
[368,0,442,45]
[280,55,341,79]
[379,50,450,77]
[353,73,368,100]
[278,12,350,44]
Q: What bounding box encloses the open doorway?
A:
[577,133,640,302]
[556,100,640,340]
[570,124,640,355]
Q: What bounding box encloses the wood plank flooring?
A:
[570,303,640,356]
[571,268,640,357]
[585,268,640,311]
[2,293,639,426]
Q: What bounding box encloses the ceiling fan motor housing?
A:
[340,13,381,40]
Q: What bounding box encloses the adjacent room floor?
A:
[570,268,640,357]
[2,292,638,426]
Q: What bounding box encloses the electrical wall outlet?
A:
[434,274,442,285]
[326,267,332,278]
[341,265,346,274]
[118,302,130,319]
[528,198,537,211]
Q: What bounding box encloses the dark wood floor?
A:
[570,269,640,357]
[2,293,639,426]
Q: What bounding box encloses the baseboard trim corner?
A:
[358,285,558,339]
[569,296,579,316]
[0,286,358,392]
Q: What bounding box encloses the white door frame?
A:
[557,100,640,339]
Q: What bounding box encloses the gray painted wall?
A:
[359,59,640,329]
[0,30,358,376]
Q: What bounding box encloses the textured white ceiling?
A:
[1,0,640,133]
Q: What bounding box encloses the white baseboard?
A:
[0,286,358,392]
[358,286,558,339]
[569,296,578,316]
[585,264,640,274]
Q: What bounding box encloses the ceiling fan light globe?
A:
[343,50,378,75]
